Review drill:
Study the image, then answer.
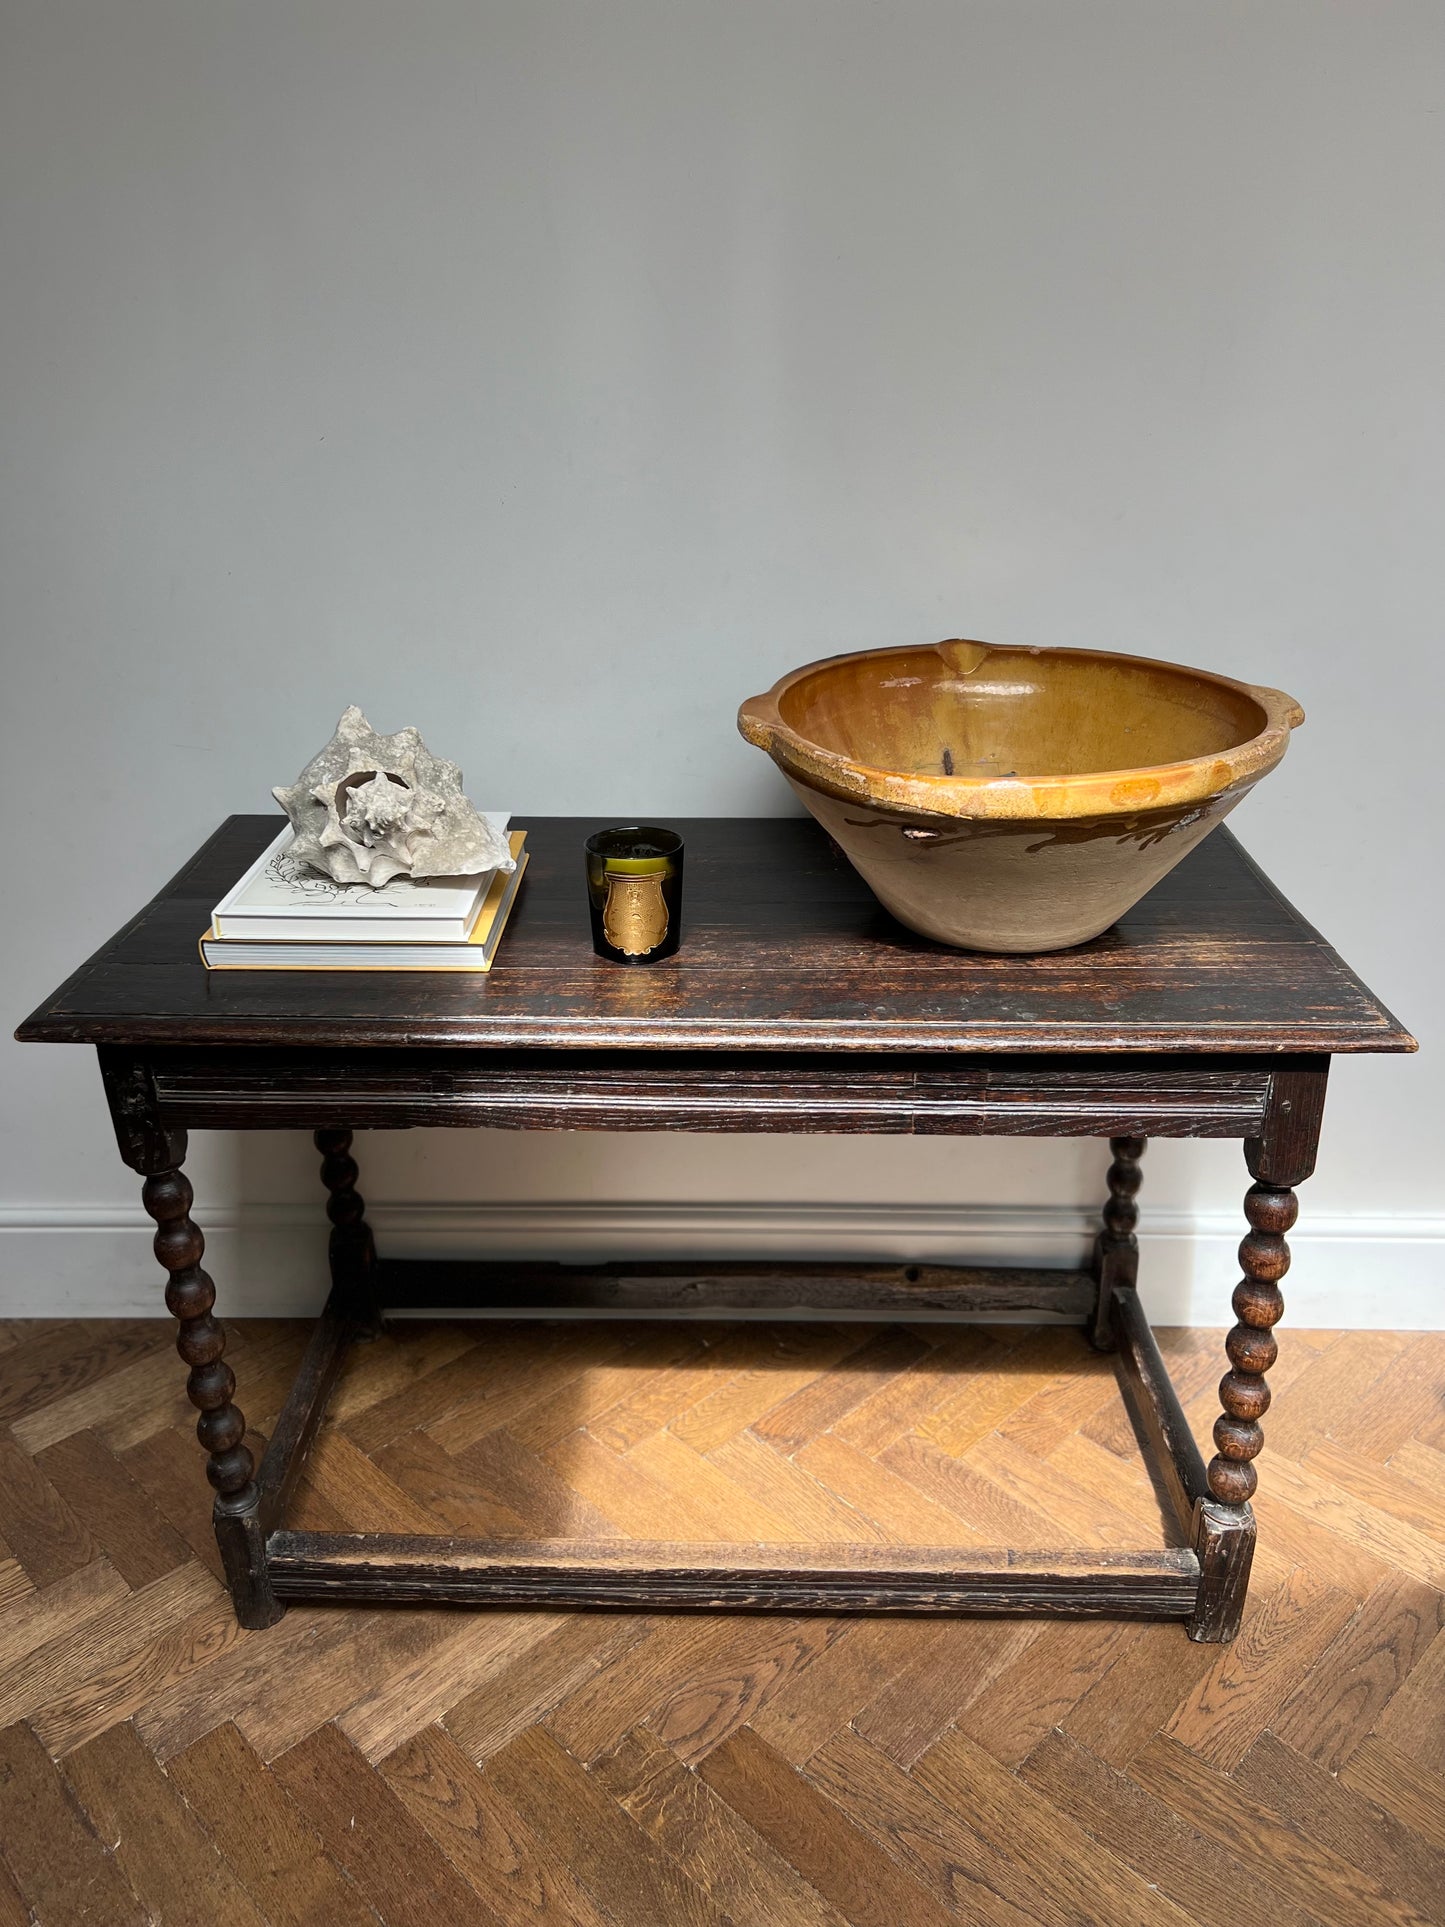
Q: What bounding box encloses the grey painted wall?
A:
[2,1,1440,1317]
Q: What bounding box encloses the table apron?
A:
[128,1049,1291,1138]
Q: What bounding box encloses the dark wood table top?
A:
[16,815,1414,1056]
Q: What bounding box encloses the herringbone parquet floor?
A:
[2,1312,1443,1925]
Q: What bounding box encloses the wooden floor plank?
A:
[1020,1728,1328,1927]
[0,1428,100,1587]
[483,1724,730,1927]
[1058,1616,1218,1767]
[31,1585,244,1760]
[587,1325,785,1453]
[706,1430,891,1543]
[1388,1437,1445,1502]
[61,1720,272,1927]
[626,1425,807,1539]
[1250,1476,1396,1596]
[0,1321,169,1429]
[372,1427,533,1536]
[642,1615,848,1765]
[502,1325,720,1454]
[36,1427,193,1589]
[454,1426,621,1537]
[824,1722,1198,1927]
[747,1616,926,1764]
[793,1428,990,1545]
[0,1557,128,1682]
[0,1562,221,1734]
[540,1613,844,1767]
[1270,1571,1445,1772]
[994,1347,1123,1456]
[851,1618,1040,1767]
[1340,1736,1445,1854]
[334,1611,558,1763]
[666,1325,860,1451]
[236,1610,473,1763]
[1234,1732,1445,1926]
[950,1615,1137,1766]
[965,1427,1164,1549]
[695,1725,973,1927]
[422,1322,647,1456]
[0,1721,150,1927]
[1260,1451,1445,1590]
[878,1430,1068,1545]
[1045,1429,1179,1540]
[1340,1337,1445,1464]
[1162,1564,1361,1770]
[165,1721,382,1927]
[444,1613,649,1764]
[324,1321,482,1429]
[749,1327,934,1453]
[1369,1626,1445,1779]
[1131,1733,1437,1927]
[10,1341,212,1456]
[540,1619,697,1761]
[343,1325,539,1456]
[924,1326,1099,1456]
[830,1326,1008,1455]
[0,1852,30,1927]
[1305,1436,1445,1543]
[532,1423,725,1539]
[378,1722,620,1927]
[0,1561,31,1617]
[134,1601,372,1761]
[271,1722,504,1927]
[119,1423,229,1579]
[291,1426,457,1535]
[1262,1332,1411,1463]
[594,1724,851,1927]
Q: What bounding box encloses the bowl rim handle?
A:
[1248,682,1306,730]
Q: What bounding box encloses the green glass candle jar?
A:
[584,826,684,964]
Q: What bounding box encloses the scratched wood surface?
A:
[15,816,1414,1052]
[3,1313,1443,1924]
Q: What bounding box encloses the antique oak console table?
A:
[17,816,1413,1642]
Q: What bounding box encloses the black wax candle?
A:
[584,826,684,964]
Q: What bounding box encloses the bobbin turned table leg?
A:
[315,1129,379,1333]
[1207,1181,1294,1508]
[99,1052,282,1629]
[1188,1067,1325,1642]
[142,1157,282,1627]
[1091,1136,1145,1350]
[1187,1181,1293,1641]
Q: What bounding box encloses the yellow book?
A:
[200,836,528,971]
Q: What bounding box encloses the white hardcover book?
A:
[202,841,529,969]
[211,817,510,941]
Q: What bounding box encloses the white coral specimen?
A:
[273,706,513,888]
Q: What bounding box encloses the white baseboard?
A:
[0,1200,1440,1327]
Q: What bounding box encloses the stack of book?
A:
[200,818,528,971]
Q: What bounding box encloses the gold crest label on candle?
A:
[603,871,670,956]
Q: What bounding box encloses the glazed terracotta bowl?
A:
[738,640,1304,953]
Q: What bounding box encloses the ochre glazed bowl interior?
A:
[769,640,1290,801]
[738,640,1303,952]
